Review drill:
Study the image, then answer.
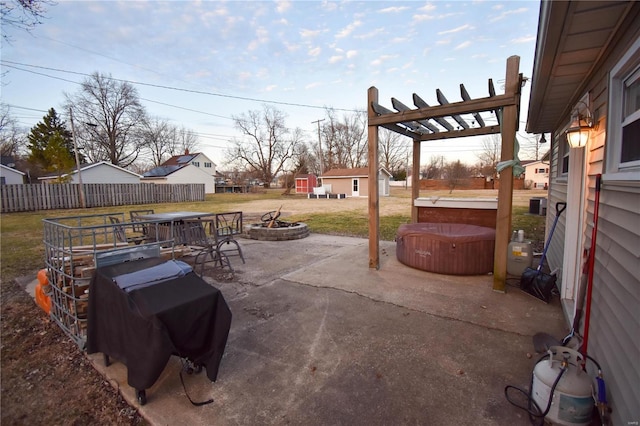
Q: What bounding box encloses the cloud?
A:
[438,24,474,35]
[370,54,396,66]
[455,41,472,50]
[308,46,321,57]
[329,55,343,64]
[276,0,291,14]
[321,0,337,12]
[355,27,385,40]
[490,7,528,22]
[284,41,300,52]
[264,84,277,92]
[419,3,437,12]
[300,28,322,39]
[305,82,322,89]
[346,50,357,59]
[336,20,362,38]
[413,13,435,22]
[247,27,269,51]
[378,6,409,13]
[511,35,536,44]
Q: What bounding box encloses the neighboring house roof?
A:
[0,163,25,176]
[526,1,635,133]
[143,165,185,178]
[321,167,391,178]
[161,152,216,167]
[38,161,142,180]
[1,156,17,167]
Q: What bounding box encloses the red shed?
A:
[295,174,317,194]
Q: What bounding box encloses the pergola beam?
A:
[419,125,501,141]
[369,93,517,126]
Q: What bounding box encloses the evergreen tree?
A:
[43,132,75,182]
[27,108,78,168]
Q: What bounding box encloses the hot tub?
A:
[396,223,495,275]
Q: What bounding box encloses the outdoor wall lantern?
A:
[566,102,594,148]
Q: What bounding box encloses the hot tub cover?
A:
[396,223,495,275]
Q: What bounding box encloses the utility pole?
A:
[68,108,86,208]
[312,119,325,175]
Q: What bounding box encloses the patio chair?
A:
[129,209,155,234]
[214,212,245,264]
[109,216,146,245]
[182,219,233,276]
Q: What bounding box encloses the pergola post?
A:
[368,86,380,269]
[492,55,520,292]
[411,138,420,223]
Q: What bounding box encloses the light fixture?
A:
[539,134,547,144]
[565,102,593,148]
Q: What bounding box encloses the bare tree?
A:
[140,117,177,166]
[226,105,304,188]
[0,104,25,157]
[476,134,501,178]
[321,108,367,170]
[379,128,409,178]
[1,0,54,42]
[65,72,148,168]
[443,159,471,193]
[518,132,547,161]
[421,155,445,179]
[175,125,199,156]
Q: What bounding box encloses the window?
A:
[560,135,570,175]
[192,161,200,167]
[606,35,640,179]
[204,162,211,168]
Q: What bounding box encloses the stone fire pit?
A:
[245,210,310,241]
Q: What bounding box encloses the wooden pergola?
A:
[367,55,523,292]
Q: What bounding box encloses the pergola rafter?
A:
[367,55,523,292]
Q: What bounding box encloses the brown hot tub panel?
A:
[396,223,495,275]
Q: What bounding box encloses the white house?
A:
[161,150,216,177]
[141,164,215,194]
[526,2,639,424]
[523,160,550,189]
[0,164,25,185]
[38,161,141,184]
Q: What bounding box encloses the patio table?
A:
[137,211,214,245]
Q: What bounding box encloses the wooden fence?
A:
[0,183,205,213]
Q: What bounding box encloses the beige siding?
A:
[547,21,640,425]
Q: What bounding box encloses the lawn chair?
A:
[129,209,155,235]
[182,219,233,276]
[214,212,245,264]
[109,216,146,245]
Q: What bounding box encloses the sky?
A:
[1,0,542,169]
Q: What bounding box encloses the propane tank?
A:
[531,346,594,425]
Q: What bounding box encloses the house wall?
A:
[322,173,393,197]
[168,166,215,194]
[322,177,368,196]
[547,21,640,425]
[524,162,549,189]
[0,166,24,184]
[70,165,140,184]
[191,153,216,176]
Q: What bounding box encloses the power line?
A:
[2,60,361,113]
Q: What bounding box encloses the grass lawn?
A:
[0,188,547,282]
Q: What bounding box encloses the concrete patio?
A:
[80,233,566,425]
